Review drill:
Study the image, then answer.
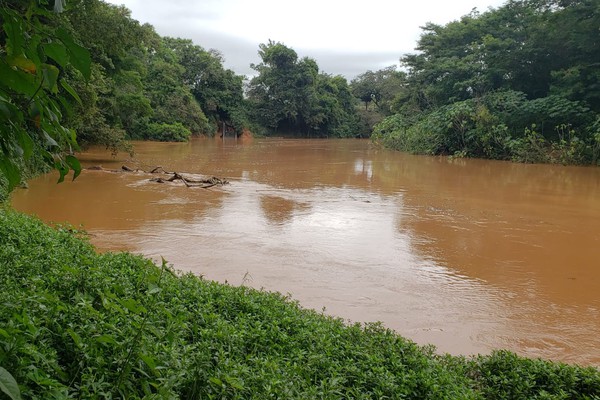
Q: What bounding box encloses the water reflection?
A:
[11,138,600,365]
[353,159,373,181]
[259,195,309,226]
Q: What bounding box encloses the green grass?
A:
[0,208,599,399]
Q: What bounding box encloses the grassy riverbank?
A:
[1,208,599,399]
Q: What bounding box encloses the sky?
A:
[104,0,507,80]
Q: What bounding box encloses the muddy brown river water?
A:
[10,138,600,366]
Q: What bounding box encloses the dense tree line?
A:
[64,0,241,147]
[371,0,600,164]
[349,67,409,136]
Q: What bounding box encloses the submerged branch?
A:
[86,165,229,189]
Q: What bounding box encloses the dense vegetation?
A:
[0,208,599,399]
[1,0,90,200]
[370,0,600,164]
[247,41,360,137]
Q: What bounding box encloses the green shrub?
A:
[145,122,192,142]
[372,113,444,155]
[373,91,600,165]
[472,350,600,399]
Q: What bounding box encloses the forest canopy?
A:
[371,0,600,164]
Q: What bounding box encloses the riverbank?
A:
[1,208,598,399]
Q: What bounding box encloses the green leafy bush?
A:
[372,114,444,155]
[374,90,599,164]
[145,122,192,142]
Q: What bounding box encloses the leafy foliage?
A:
[374,0,600,165]
[145,122,191,142]
[350,67,407,114]
[64,1,241,143]
[248,41,360,137]
[162,37,246,135]
[143,45,212,135]
[1,209,599,398]
[0,0,90,192]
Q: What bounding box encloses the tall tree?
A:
[163,37,246,133]
[351,67,407,114]
[248,40,359,137]
[139,39,211,137]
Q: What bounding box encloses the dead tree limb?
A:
[87,164,228,188]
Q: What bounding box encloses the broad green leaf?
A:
[0,158,21,191]
[47,108,59,123]
[58,96,73,117]
[147,285,162,295]
[2,12,23,56]
[120,298,147,314]
[67,127,77,145]
[0,61,38,97]
[42,42,69,68]
[60,79,82,105]
[140,354,157,371]
[224,375,244,390]
[0,367,21,400]
[65,155,81,180]
[55,161,69,184]
[26,33,42,66]
[6,55,36,74]
[209,377,224,387]
[41,64,60,93]
[55,28,91,79]
[0,98,23,122]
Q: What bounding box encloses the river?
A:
[10,138,600,366]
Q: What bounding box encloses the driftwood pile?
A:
[87,165,229,189]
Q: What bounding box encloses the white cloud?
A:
[104,0,506,79]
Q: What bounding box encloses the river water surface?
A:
[11,138,600,365]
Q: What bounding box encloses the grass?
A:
[0,208,599,399]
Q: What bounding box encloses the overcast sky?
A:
[104,0,507,80]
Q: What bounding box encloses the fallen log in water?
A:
[86,165,229,189]
[152,173,228,188]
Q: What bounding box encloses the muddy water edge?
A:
[10,138,600,366]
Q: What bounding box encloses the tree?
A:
[248,41,307,132]
[374,0,600,164]
[140,39,212,138]
[64,0,158,148]
[163,37,247,134]
[67,4,211,143]
[248,40,359,137]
